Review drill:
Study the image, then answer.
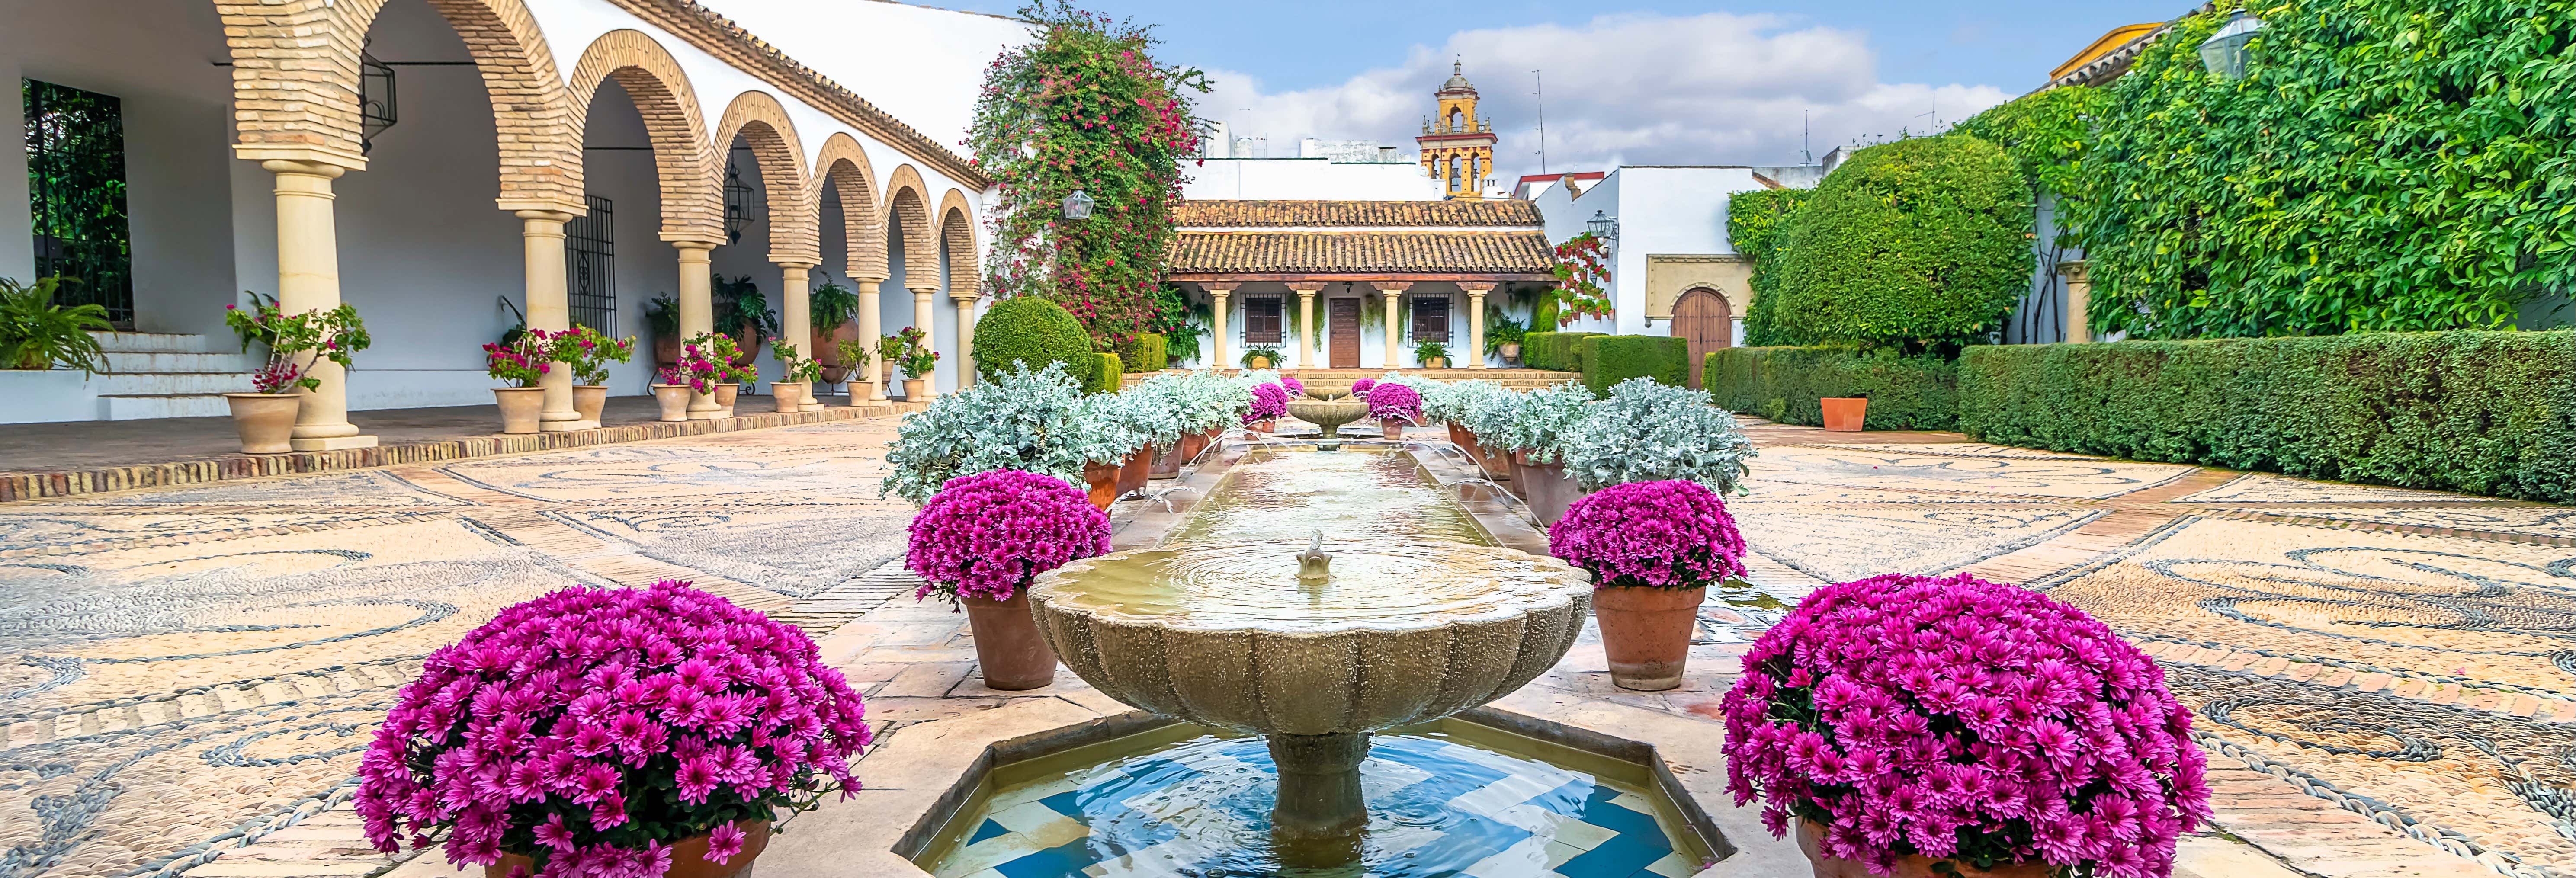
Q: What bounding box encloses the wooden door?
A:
[1673,288,1732,388]
[1329,298,1361,368]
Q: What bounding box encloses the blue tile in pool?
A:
[922,733,1700,878]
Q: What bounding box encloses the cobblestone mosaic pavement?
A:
[1,418,2567,878]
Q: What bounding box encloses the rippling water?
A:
[1162,447,1494,547]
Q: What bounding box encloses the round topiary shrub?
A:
[1770,135,2031,351]
[974,296,1096,386]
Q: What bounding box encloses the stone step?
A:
[93,371,257,396]
[87,331,210,354]
[100,349,261,373]
[99,393,235,420]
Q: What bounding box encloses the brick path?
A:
[2,417,2563,877]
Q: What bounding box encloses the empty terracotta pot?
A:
[652,385,691,422]
[494,387,544,434]
[1821,397,1868,432]
[572,385,609,424]
[1796,821,2050,878]
[489,821,770,878]
[223,393,299,454]
[1592,584,1707,691]
[963,590,1057,690]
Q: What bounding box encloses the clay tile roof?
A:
[1173,199,1543,228]
[1168,231,1553,275]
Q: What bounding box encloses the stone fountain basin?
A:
[1284,398,1369,432]
[1029,541,1591,737]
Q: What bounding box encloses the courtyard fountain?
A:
[1284,385,1370,450]
[1025,444,1595,868]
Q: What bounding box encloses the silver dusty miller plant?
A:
[1560,377,1756,493]
[879,361,1089,503]
[1503,381,1598,465]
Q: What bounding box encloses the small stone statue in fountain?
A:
[1297,530,1333,583]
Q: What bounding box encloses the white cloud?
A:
[1195,12,2013,181]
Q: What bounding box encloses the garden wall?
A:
[1960,332,2576,501]
[1704,347,1959,430]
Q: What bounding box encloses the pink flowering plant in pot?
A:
[1547,479,1747,691]
[1719,573,2210,878]
[905,468,1111,689]
[1244,381,1289,426]
[1349,377,1376,397]
[355,581,871,878]
[1365,381,1421,423]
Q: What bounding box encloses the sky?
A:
[917,0,2188,183]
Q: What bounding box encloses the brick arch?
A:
[811,133,886,281]
[882,164,938,287]
[937,188,980,299]
[712,90,816,264]
[567,29,721,243]
[215,0,583,211]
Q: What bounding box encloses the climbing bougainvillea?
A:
[968,2,1207,348]
[1547,233,1615,327]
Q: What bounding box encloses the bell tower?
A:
[1416,60,1498,200]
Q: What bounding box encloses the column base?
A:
[800,401,825,412]
[540,420,601,432]
[289,434,379,452]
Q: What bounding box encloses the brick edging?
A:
[0,405,893,503]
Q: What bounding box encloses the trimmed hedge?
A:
[1769,135,2030,350]
[1083,352,1124,394]
[1705,347,1960,430]
[975,296,1096,386]
[1580,335,1687,395]
[1116,333,1167,372]
[1524,331,1604,372]
[1959,332,2576,500]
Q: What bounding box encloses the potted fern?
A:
[1414,339,1450,369]
[1,276,111,374]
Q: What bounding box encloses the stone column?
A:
[519,210,588,430]
[854,279,885,403]
[780,262,815,408]
[951,292,980,389]
[1461,283,1493,370]
[910,285,938,399]
[262,160,376,451]
[1203,283,1238,370]
[1289,283,1324,369]
[674,241,721,418]
[2057,260,2092,343]
[1373,282,1412,369]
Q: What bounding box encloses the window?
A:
[24,79,132,326]
[1412,296,1451,342]
[567,195,616,335]
[1244,297,1284,344]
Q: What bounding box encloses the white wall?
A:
[1547,166,1765,338]
[1181,158,1444,201]
[682,0,1029,149]
[585,78,682,397]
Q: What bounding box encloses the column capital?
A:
[665,237,723,253]
[1285,282,1328,294]
[949,291,981,304]
[1371,281,1413,294]
[1200,282,1241,294]
[907,285,940,295]
[2056,259,2090,284]
[512,209,576,224]
[776,259,821,270]
[1458,282,1496,295]
[847,273,888,285]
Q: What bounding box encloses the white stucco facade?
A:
[1532,166,1796,344]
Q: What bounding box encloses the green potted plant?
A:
[835,338,874,404]
[877,332,908,388]
[713,275,777,365]
[1559,377,1755,502]
[1,276,111,374]
[221,299,370,453]
[646,294,681,366]
[808,275,861,383]
[897,328,938,401]
[481,334,550,434]
[1502,381,1597,524]
[1485,312,1528,365]
[1239,346,1281,369]
[1413,339,1451,369]
[542,326,633,426]
[772,340,818,413]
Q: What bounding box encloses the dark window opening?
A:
[568,195,616,335]
[1244,297,1284,344]
[1412,296,1451,342]
[25,79,132,327]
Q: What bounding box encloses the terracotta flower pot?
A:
[1082,459,1122,510]
[1380,419,1405,440]
[902,378,927,400]
[1423,356,1448,369]
[1515,455,1588,526]
[1248,355,1273,369]
[1118,447,1150,495]
[962,590,1057,690]
[1149,442,1182,479]
[770,381,807,413]
[494,387,545,435]
[1500,342,1522,365]
[652,334,680,367]
[713,383,738,417]
[1177,430,1210,465]
[1821,397,1868,432]
[652,385,692,422]
[880,359,895,385]
[1593,584,1707,691]
[1252,418,1276,433]
[572,385,609,424]
[1796,821,2051,878]
[1447,423,1482,464]
[488,820,769,878]
[223,393,299,454]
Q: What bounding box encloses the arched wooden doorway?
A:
[1674,287,1732,388]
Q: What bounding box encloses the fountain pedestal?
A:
[1270,731,1370,844]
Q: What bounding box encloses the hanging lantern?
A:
[1062,189,1096,221]
[723,160,761,244]
[359,40,397,154]
[2198,10,2265,80]
[1586,210,1619,242]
